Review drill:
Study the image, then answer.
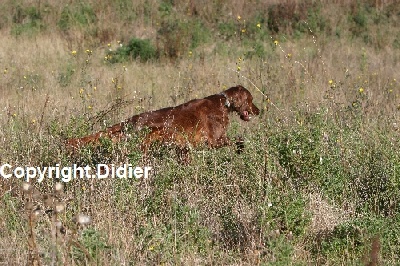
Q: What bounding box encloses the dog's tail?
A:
[65,114,141,150]
[65,122,124,149]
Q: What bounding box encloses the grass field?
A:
[0,0,400,265]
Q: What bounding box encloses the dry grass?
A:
[308,192,351,234]
[1,32,399,129]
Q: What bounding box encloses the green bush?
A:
[106,38,158,63]
[218,21,237,40]
[156,5,210,60]
[72,228,110,262]
[58,63,76,87]
[294,5,327,37]
[310,215,400,264]
[58,3,97,31]
[11,5,44,36]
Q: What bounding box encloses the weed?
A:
[21,182,95,265]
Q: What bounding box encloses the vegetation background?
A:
[0,0,399,264]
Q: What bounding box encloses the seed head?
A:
[54,220,63,229]
[74,214,92,226]
[55,202,65,213]
[55,182,63,192]
[22,182,32,192]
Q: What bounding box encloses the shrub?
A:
[267,1,326,37]
[58,3,97,31]
[106,38,158,63]
[157,17,210,60]
[11,5,44,36]
[218,21,237,40]
[310,215,400,264]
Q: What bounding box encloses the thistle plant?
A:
[22,182,92,265]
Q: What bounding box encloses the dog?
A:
[66,85,260,157]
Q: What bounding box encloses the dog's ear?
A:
[231,86,245,106]
[231,94,239,107]
[236,85,244,91]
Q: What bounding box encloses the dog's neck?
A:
[219,92,231,108]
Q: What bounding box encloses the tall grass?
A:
[0,0,399,264]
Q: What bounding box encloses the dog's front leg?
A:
[212,135,244,154]
[234,136,244,154]
[211,135,232,148]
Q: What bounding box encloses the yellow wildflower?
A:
[274,40,279,46]
[257,23,261,28]
[328,80,333,85]
[237,15,241,20]
[71,50,77,56]
[359,87,364,93]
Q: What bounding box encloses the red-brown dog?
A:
[66,85,260,156]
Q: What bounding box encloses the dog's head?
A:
[223,85,260,121]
